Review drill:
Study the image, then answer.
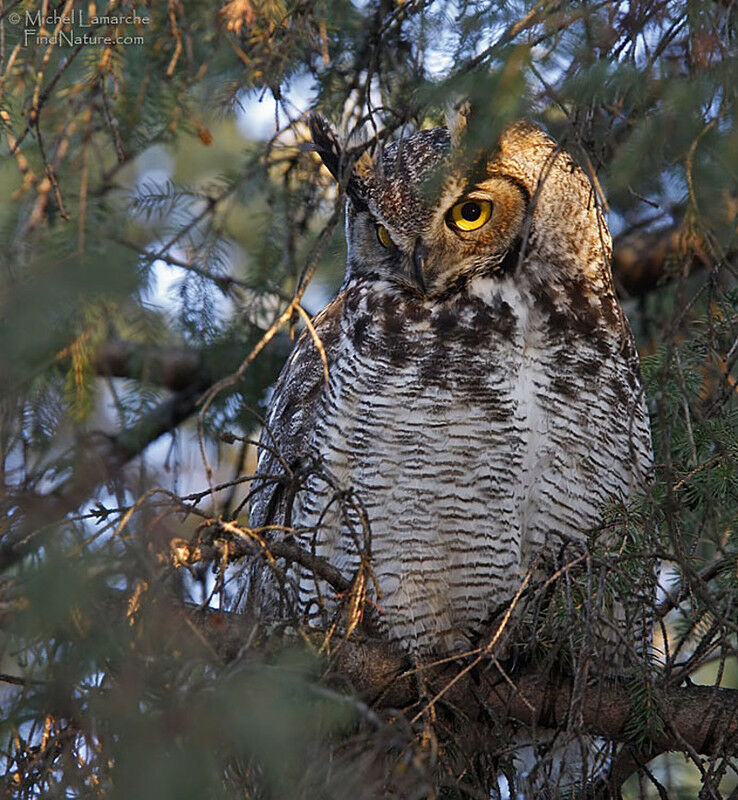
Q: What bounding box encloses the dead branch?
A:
[171,527,350,594]
[1,333,290,573]
[1,384,207,571]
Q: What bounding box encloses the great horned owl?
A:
[241,114,653,662]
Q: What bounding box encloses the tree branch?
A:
[171,521,738,764]
[2,336,287,572]
[93,339,205,391]
[1,383,208,571]
[330,639,738,758]
[611,224,712,296]
[171,527,351,594]
[191,604,738,761]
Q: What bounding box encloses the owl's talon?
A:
[437,629,474,659]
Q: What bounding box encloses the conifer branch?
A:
[93,339,205,391]
[192,604,738,761]
[2,337,287,572]
[611,224,713,296]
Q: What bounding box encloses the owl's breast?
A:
[291,284,522,650]
[293,279,651,653]
[344,280,523,403]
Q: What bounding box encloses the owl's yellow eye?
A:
[376,224,393,249]
[448,199,493,232]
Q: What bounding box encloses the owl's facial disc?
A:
[342,126,529,298]
[414,176,528,296]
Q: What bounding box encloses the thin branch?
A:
[170,521,350,594]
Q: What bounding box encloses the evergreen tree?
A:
[0,0,736,797]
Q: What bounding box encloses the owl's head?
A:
[310,113,612,300]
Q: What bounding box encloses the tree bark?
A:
[327,636,738,757]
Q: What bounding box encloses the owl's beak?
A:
[411,238,428,295]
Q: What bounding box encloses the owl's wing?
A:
[248,294,345,531]
[617,314,655,482]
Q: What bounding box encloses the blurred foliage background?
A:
[0,0,736,797]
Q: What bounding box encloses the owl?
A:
[241,113,653,664]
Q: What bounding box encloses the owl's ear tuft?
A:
[446,100,472,146]
[309,114,373,209]
[308,114,343,182]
